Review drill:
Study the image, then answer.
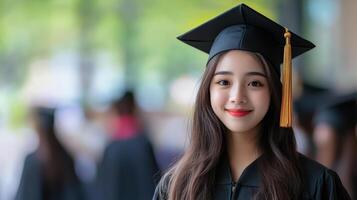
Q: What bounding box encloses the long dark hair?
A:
[159,51,303,200]
[31,107,79,192]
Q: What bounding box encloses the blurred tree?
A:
[117,0,142,88]
[0,0,279,120]
[77,0,96,104]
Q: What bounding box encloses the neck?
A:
[226,126,262,182]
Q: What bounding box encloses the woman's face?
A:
[209,50,271,134]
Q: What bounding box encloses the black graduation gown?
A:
[15,153,85,200]
[153,154,351,200]
[96,133,160,200]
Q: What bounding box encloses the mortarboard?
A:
[293,83,332,131]
[314,92,357,133]
[294,83,331,116]
[177,3,315,127]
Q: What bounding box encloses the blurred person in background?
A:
[313,92,357,199]
[107,90,142,140]
[154,3,350,200]
[96,90,160,200]
[15,106,85,200]
[293,82,332,157]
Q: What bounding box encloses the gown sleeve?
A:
[313,169,351,200]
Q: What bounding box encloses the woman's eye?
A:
[248,80,263,87]
[217,80,230,86]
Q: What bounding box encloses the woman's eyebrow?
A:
[246,71,267,77]
[214,71,266,77]
[213,71,233,76]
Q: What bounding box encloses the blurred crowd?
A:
[292,81,356,199]
[4,89,181,200]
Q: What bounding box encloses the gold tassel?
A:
[280,28,292,127]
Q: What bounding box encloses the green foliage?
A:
[0,0,279,110]
[7,93,27,129]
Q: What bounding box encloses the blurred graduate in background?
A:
[96,90,160,200]
[293,81,332,157]
[15,106,85,200]
[313,92,357,199]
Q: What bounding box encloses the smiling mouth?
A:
[225,109,252,117]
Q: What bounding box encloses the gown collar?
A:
[215,153,263,187]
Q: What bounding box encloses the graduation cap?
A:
[294,83,331,116]
[293,83,332,131]
[177,3,315,127]
[314,92,357,133]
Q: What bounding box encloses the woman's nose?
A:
[229,85,247,104]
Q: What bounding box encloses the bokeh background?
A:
[0,0,356,199]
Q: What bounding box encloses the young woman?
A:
[153,3,351,200]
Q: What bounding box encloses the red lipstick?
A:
[226,109,252,117]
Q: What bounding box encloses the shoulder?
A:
[298,154,351,199]
[298,153,340,183]
[153,172,171,200]
[22,152,41,170]
[25,152,37,161]
[108,134,151,150]
[298,153,329,178]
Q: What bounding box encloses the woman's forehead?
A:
[215,50,265,74]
